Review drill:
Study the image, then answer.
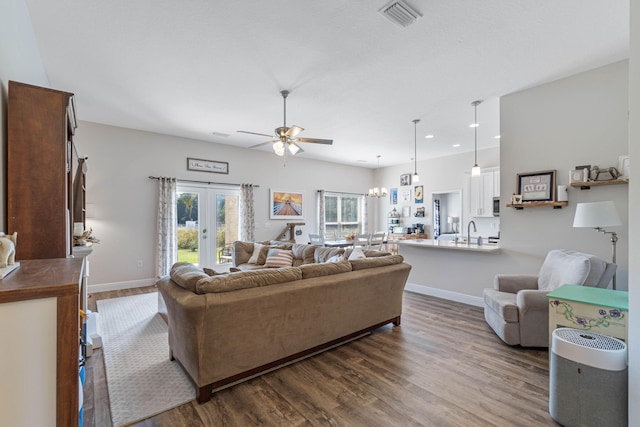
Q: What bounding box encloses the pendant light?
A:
[368,155,388,197]
[412,119,420,183]
[471,100,482,176]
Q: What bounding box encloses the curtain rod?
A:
[318,190,365,196]
[148,176,259,187]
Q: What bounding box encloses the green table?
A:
[547,284,628,344]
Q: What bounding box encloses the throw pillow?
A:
[326,254,346,263]
[247,242,265,264]
[348,248,366,260]
[264,248,294,268]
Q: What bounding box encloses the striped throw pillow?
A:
[264,248,294,268]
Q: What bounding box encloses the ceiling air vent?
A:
[378,0,422,28]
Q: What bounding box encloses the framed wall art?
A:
[400,174,411,186]
[270,189,304,219]
[414,185,424,203]
[390,188,398,205]
[517,170,556,202]
[187,157,229,174]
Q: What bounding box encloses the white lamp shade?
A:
[412,173,420,183]
[471,165,481,176]
[573,201,622,228]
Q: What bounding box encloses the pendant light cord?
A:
[474,103,477,164]
[413,119,420,174]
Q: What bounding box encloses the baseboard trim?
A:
[88,278,156,294]
[404,282,483,307]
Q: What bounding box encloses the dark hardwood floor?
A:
[83,286,558,426]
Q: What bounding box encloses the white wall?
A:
[628,0,638,422]
[75,121,373,288]
[501,60,629,290]
[0,0,50,229]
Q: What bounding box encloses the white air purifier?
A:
[549,328,627,427]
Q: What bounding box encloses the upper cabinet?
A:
[7,81,78,260]
[466,168,500,218]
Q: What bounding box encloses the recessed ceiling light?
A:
[494,135,501,139]
[469,123,479,128]
[424,134,434,139]
[211,131,230,137]
[357,159,367,163]
[452,144,461,148]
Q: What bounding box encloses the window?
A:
[324,193,364,236]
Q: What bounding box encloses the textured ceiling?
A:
[23,0,628,167]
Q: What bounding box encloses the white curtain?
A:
[363,195,369,233]
[240,184,255,242]
[156,177,177,277]
[318,190,325,233]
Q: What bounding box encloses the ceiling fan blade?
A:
[296,137,333,145]
[237,130,276,138]
[285,125,304,138]
[287,142,304,155]
[249,140,277,148]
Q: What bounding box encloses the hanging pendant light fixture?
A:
[412,119,420,183]
[368,155,388,197]
[471,100,482,176]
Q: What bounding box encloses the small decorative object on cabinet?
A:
[0,232,19,278]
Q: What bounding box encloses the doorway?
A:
[176,185,240,266]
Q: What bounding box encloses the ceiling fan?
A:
[237,90,333,156]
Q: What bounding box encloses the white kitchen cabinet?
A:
[466,169,499,218]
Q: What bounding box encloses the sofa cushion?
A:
[350,254,404,271]
[170,262,209,293]
[344,248,391,258]
[291,244,317,266]
[196,267,302,293]
[314,247,345,263]
[348,248,366,260]
[264,248,294,268]
[326,254,346,263]
[299,261,352,279]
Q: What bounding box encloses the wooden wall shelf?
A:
[506,201,568,210]
[570,178,629,189]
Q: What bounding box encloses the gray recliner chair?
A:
[483,249,616,347]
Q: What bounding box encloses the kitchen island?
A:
[398,238,501,253]
[398,239,509,306]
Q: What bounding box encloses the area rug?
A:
[98,292,195,426]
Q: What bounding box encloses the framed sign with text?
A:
[187,158,229,174]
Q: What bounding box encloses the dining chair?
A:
[308,233,324,246]
[352,233,371,249]
[368,232,386,250]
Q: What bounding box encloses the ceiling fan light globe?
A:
[273,141,285,156]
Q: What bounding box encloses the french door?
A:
[176,185,240,266]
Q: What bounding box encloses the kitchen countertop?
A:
[397,238,501,253]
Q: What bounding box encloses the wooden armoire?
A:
[7,80,79,260]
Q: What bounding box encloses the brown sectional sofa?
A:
[157,242,411,403]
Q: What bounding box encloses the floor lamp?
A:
[573,201,622,290]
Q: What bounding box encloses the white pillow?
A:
[348,248,366,260]
[326,254,346,263]
[247,243,264,264]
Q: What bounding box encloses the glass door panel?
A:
[213,191,239,265]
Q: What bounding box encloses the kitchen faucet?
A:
[467,220,477,246]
